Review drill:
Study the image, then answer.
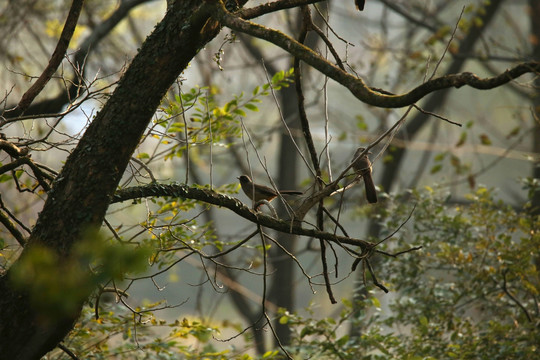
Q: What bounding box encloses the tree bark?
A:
[0,2,221,358]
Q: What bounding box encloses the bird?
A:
[355,0,365,11]
[238,175,303,203]
[351,147,377,203]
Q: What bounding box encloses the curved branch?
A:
[502,269,533,323]
[214,3,540,108]
[238,0,323,19]
[112,183,373,249]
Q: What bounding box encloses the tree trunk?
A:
[271,79,301,346]
[0,2,221,358]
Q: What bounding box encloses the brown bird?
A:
[238,175,303,203]
[351,147,377,204]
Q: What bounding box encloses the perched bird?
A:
[238,175,303,203]
[351,147,377,204]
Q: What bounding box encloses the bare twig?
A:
[501,269,532,323]
[319,239,337,303]
[374,204,417,247]
[58,343,79,360]
[375,246,423,258]
[366,259,388,293]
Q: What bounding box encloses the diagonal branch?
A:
[0,210,26,246]
[15,0,85,114]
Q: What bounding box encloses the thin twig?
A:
[375,246,423,258]
[319,239,337,303]
[366,259,388,293]
[374,204,417,247]
[502,269,532,323]
[58,343,79,360]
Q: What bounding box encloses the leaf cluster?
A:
[270,185,540,359]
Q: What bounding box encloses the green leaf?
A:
[455,132,467,147]
[356,114,368,130]
[370,297,381,308]
[262,350,279,358]
[233,108,246,117]
[272,70,284,84]
[506,126,520,138]
[244,103,259,112]
[224,99,237,112]
[434,152,446,162]
[0,174,12,183]
[479,133,492,145]
[430,164,442,174]
[336,334,349,347]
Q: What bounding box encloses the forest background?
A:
[0,0,539,359]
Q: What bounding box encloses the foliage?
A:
[10,231,152,318]
[48,304,240,359]
[278,184,540,359]
[150,69,293,162]
[38,181,539,359]
[0,0,537,359]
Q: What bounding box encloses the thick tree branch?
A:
[238,0,323,19]
[214,3,540,108]
[112,183,374,249]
